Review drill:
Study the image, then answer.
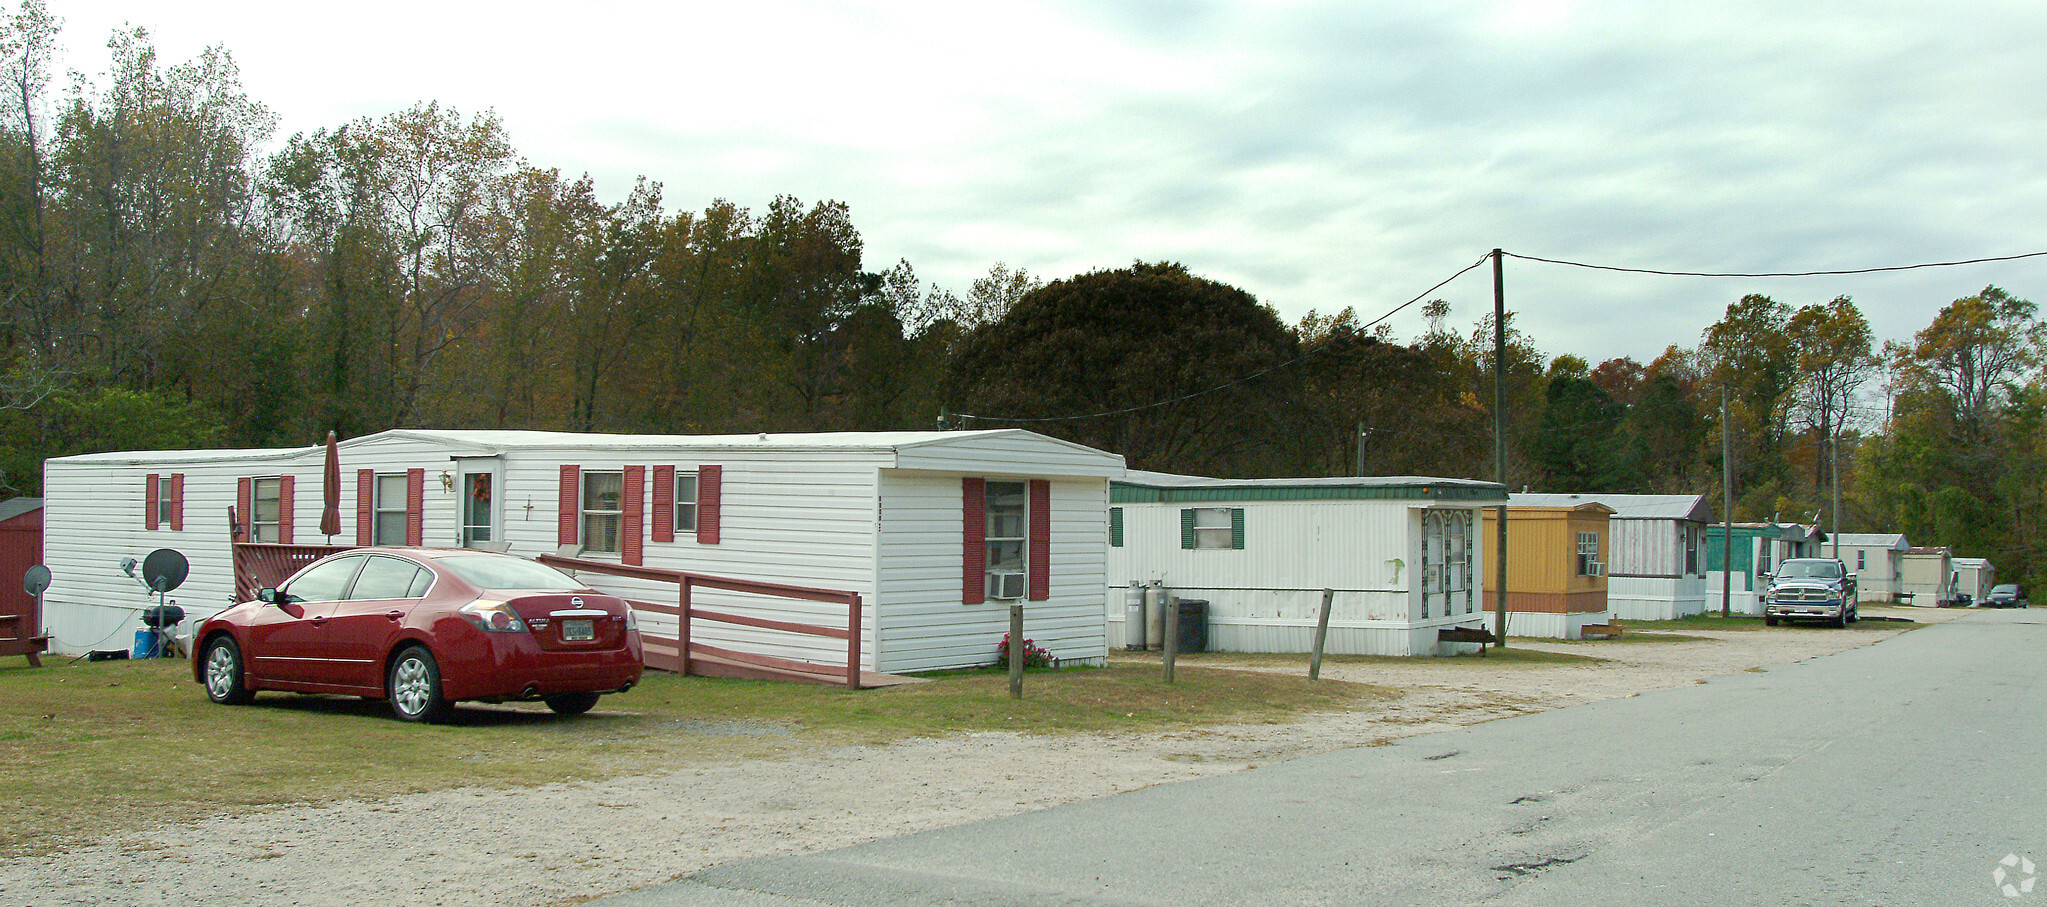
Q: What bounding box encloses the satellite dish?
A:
[22,564,48,597]
[142,548,189,593]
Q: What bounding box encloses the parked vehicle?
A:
[1982,584,2028,608]
[1763,558,1859,628]
[194,548,643,722]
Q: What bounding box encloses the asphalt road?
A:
[600,609,2046,906]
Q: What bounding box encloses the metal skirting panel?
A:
[1484,608,1611,639]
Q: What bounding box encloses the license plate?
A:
[562,619,594,641]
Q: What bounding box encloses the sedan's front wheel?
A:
[202,636,254,705]
[388,646,452,724]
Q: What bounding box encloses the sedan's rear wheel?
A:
[202,636,254,705]
[544,692,601,716]
[388,646,452,724]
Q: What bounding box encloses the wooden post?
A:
[1008,604,1024,699]
[678,578,693,678]
[1722,385,1734,619]
[845,592,863,690]
[1162,592,1179,683]
[1310,588,1334,680]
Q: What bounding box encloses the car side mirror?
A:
[258,588,283,605]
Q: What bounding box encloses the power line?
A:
[1500,249,2047,279]
[953,253,1493,425]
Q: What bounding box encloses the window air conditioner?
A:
[991,573,1026,600]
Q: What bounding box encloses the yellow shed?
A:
[1481,499,1614,639]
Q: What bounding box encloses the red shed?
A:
[0,497,43,660]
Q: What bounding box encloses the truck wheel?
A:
[1830,611,1848,629]
[1764,615,1778,627]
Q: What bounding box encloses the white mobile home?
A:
[1952,557,1995,602]
[1705,522,1826,614]
[1831,533,1910,603]
[1105,471,1508,657]
[42,429,1125,674]
[1899,547,1955,605]
[1508,493,1711,621]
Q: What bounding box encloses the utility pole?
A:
[1491,249,1509,649]
[1721,384,1734,619]
[1356,421,1366,476]
[1830,427,1841,559]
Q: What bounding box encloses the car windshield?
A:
[1777,561,1842,579]
[434,554,588,592]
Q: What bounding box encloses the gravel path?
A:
[0,608,1965,906]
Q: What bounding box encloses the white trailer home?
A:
[1506,493,1711,621]
[1105,471,1508,657]
[1951,557,1995,603]
[41,429,1125,675]
[1831,533,1910,603]
[1899,546,1956,606]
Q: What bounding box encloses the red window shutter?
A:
[623,466,645,566]
[356,468,375,545]
[651,466,675,543]
[696,465,722,545]
[962,477,986,604]
[145,474,159,530]
[236,478,251,541]
[405,468,425,546]
[278,475,295,545]
[558,465,580,547]
[169,474,185,531]
[1028,479,1051,601]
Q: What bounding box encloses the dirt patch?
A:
[0,607,1966,907]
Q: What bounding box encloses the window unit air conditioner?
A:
[990,573,1025,600]
[1587,561,1606,577]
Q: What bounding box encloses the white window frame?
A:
[373,473,409,546]
[155,475,174,527]
[1191,507,1233,550]
[674,471,699,534]
[581,470,624,554]
[984,480,1027,601]
[250,477,282,543]
[1577,531,1601,576]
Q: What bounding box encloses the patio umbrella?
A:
[319,430,341,539]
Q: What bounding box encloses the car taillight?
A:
[623,607,637,630]
[459,600,527,633]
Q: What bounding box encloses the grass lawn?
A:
[1143,646,1610,669]
[1619,613,1769,632]
[0,655,1388,857]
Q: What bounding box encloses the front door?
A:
[246,554,366,687]
[455,457,504,550]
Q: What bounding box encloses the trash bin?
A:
[132,629,159,659]
[1175,598,1208,654]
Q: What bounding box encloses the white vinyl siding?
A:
[878,471,1108,673]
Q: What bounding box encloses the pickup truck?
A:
[1763,558,1859,627]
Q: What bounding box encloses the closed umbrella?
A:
[319,430,341,539]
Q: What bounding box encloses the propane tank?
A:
[1124,582,1146,650]
[1144,580,1166,650]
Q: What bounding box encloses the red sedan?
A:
[194,548,643,722]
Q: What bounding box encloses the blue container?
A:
[132,629,159,659]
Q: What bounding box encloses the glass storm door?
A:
[455,458,504,549]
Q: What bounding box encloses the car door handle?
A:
[309,617,327,626]
[385,611,403,621]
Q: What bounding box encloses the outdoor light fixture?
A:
[440,471,454,492]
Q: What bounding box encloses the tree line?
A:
[0,4,2036,583]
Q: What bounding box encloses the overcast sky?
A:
[41,1,2047,364]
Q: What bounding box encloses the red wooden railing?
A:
[231,542,355,603]
[539,554,864,688]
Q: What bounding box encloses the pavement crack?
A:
[1492,855,1582,878]
[1423,750,1462,761]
